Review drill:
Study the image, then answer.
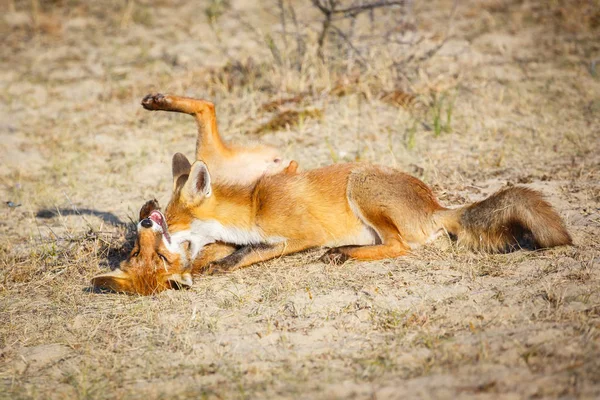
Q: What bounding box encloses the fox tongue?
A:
[149,212,162,225]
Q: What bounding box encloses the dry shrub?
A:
[253,108,323,135]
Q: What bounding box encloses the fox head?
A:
[164,153,300,256]
[91,153,210,295]
[92,153,299,295]
[91,199,192,295]
[163,154,217,257]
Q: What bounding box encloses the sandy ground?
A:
[1,0,599,398]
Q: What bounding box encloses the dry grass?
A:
[1,0,600,398]
[254,108,323,136]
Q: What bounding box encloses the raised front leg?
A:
[141,93,229,160]
[206,240,315,274]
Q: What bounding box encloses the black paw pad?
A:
[141,93,167,109]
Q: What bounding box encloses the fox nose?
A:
[140,219,153,229]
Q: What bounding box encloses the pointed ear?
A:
[166,272,193,290]
[172,153,191,192]
[139,199,160,221]
[91,269,134,293]
[185,161,212,199]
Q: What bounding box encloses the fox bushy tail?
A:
[436,187,572,253]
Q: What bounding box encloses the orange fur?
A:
[436,187,572,252]
[95,95,571,295]
[166,162,571,272]
[91,211,190,295]
[92,94,289,295]
[92,199,240,294]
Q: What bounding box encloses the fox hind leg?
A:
[141,93,214,115]
[323,179,414,265]
[141,93,227,161]
[320,238,409,265]
[320,208,411,266]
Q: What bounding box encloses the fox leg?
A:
[205,240,314,274]
[320,192,411,265]
[191,242,238,275]
[141,93,229,160]
[320,238,410,266]
[284,160,299,174]
[141,93,214,115]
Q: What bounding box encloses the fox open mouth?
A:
[148,210,171,243]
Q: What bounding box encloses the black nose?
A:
[140,219,153,228]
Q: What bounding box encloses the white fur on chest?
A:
[171,219,285,259]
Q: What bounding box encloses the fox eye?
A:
[158,253,168,262]
[132,251,140,258]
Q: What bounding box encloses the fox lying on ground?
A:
[93,93,571,295]
[95,154,571,294]
[92,93,291,294]
[162,158,571,274]
[92,160,301,295]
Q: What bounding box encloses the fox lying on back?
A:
[92,93,292,295]
[165,157,571,273]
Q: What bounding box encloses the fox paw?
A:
[319,249,349,265]
[141,93,171,110]
[205,262,230,275]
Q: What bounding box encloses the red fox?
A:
[161,157,572,274]
[93,94,571,294]
[92,94,292,294]
[93,155,571,293]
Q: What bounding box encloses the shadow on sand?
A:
[36,208,126,227]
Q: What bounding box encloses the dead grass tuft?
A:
[379,90,418,109]
[1,227,130,288]
[259,94,307,113]
[253,108,323,135]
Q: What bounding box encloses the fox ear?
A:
[172,153,192,192]
[166,272,193,290]
[185,161,212,199]
[139,199,160,221]
[91,269,134,294]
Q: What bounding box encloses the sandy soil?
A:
[1,0,599,398]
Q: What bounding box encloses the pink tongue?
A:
[149,211,171,243]
[149,211,163,225]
